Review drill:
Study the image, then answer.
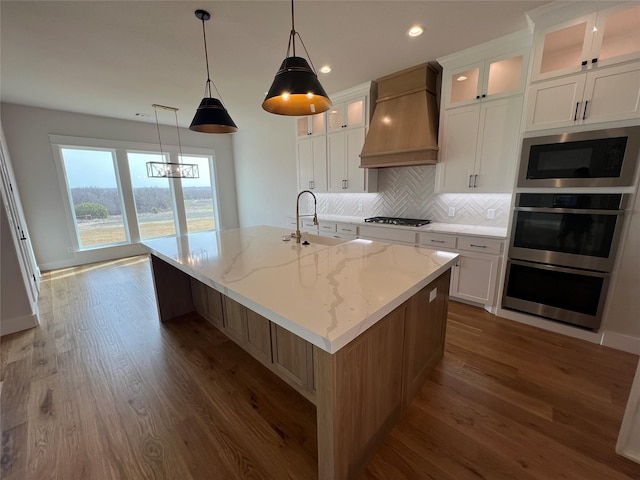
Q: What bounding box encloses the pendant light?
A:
[189,9,238,134]
[147,104,199,179]
[262,0,331,116]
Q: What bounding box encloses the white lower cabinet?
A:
[418,233,503,308]
[358,225,417,245]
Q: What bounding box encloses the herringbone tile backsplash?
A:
[314,166,511,227]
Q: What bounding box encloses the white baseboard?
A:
[601,331,640,355]
[0,313,39,336]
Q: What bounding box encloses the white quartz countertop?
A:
[312,215,508,239]
[142,225,458,354]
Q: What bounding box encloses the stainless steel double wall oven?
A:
[503,126,640,330]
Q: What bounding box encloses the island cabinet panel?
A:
[271,323,315,402]
[402,269,451,410]
[150,255,194,321]
[190,278,207,314]
[315,303,407,480]
[206,287,224,329]
[223,297,247,344]
[245,310,272,364]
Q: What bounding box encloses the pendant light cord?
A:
[200,17,212,97]
[153,105,165,161]
[200,14,225,104]
[284,0,318,74]
[290,0,296,57]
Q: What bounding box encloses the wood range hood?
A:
[360,63,439,168]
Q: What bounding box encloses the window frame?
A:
[50,135,220,252]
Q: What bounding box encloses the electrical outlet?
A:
[358,203,363,212]
[448,207,455,217]
[487,208,496,219]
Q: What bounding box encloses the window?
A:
[52,136,219,252]
[60,147,128,248]
[180,155,215,233]
[127,152,177,239]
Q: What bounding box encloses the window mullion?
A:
[171,152,188,236]
[116,148,140,243]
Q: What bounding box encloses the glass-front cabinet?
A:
[327,97,366,132]
[296,112,326,138]
[531,3,640,82]
[447,51,526,107]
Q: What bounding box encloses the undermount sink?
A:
[287,233,348,247]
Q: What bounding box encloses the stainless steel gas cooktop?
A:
[364,216,431,227]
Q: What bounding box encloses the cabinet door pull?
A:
[473,174,478,188]
[430,239,445,243]
[344,179,348,189]
[468,175,473,188]
[591,58,598,64]
[470,244,487,248]
[574,102,580,121]
[583,100,589,120]
[476,95,480,100]
[581,60,588,66]
[481,94,486,98]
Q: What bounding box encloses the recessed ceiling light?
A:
[457,76,468,82]
[319,65,332,74]
[407,25,423,37]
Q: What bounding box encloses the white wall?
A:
[232,114,298,228]
[0,103,239,270]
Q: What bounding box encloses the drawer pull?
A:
[470,244,487,248]
[430,239,445,243]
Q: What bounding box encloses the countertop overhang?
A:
[142,225,458,353]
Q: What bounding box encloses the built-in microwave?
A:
[518,126,640,188]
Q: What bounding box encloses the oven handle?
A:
[508,259,610,278]
[514,206,625,215]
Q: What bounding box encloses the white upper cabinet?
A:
[296,112,326,138]
[297,136,327,192]
[327,97,366,132]
[525,2,640,131]
[447,51,527,108]
[295,83,377,193]
[438,97,523,193]
[437,30,530,193]
[526,62,640,130]
[531,3,640,82]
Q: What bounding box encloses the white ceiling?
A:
[1,1,548,128]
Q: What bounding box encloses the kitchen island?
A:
[142,225,458,479]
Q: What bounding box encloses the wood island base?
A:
[149,254,451,479]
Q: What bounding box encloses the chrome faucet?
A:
[295,190,319,243]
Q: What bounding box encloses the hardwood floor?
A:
[1,256,638,479]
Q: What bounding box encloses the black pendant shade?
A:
[190,98,238,133]
[262,57,331,116]
[262,0,331,116]
[189,9,237,134]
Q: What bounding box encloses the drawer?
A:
[318,222,337,233]
[302,220,319,231]
[337,224,358,235]
[359,225,417,245]
[457,236,503,255]
[418,233,457,249]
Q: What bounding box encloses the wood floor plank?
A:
[1,256,638,480]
